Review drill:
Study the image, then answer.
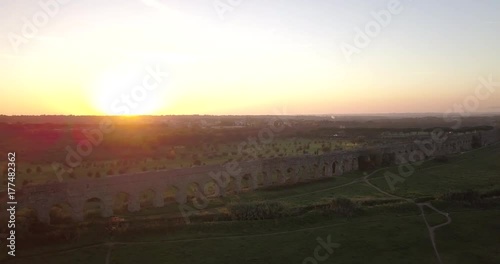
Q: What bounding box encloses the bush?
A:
[229,201,288,221]
[414,196,435,203]
[440,190,482,205]
[320,197,358,217]
[481,189,500,199]
[358,198,402,207]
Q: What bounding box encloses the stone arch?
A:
[311,162,321,178]
[352,157,359,170]
[200,179,221,197]
[140,189,158,209]
[186,182,203,200]
[164,185,179,204]
[113,192,130,213]
[334,160,344,175]
[322,163,327,177]
[343,158,353,172]
[17,207,39,227]
[49,202,73,225]
[301,165,310,181]
[274,169,286,184]
[285,167,297,183]
[382,152,396,166]
[370,152,383,166]
[83,197,107,220]
[357,154,372,170]
[224,176,240,194]
[295,164,310,182]
[241,173,254,190]
[255,171,267,187]
[260,170,273,187]
[331,161,337,175]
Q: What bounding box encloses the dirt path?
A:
[104,243,113,264]
[362,169,450,264]
[10,142,499,263]
[363,142,500,263]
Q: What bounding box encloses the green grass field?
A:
[2,143,499,264]
[369,143,500,198]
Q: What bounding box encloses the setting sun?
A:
[1,1,500,263]
[90,59,171,116]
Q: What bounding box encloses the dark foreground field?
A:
[3,143,500,264]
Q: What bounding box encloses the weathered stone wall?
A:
[3,130,497,223]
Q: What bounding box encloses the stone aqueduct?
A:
[4,130,498,224]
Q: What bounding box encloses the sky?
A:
[0,0,499,116]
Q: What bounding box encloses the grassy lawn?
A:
[2,142,499,263]
[5,207,500,264]
[369,143,500,199]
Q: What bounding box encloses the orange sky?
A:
[1,0,499,115]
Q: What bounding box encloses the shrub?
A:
[481,189,500,199]
[320,197,358,217]
[440,190,482,205]
[229,201,288,221]
[358,198,402,207]
[414,196,435,203]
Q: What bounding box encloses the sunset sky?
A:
[1,0,499,115]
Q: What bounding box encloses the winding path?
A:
[362,168,451,264]
[10,142,499,264]
[362,142,500,263]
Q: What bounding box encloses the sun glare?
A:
[90,60,170,116]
